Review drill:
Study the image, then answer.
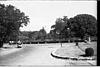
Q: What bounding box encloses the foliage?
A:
[0,40,3,47]
[19,27,47,42]
[51,16,68,39]
[0,4,29,47]
[50,14,97,40]
[68,14,97,39]
[38,27,47,40]
[85,48,94,56]
[51,16,68,34]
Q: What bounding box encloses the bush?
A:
[85,48,94,56]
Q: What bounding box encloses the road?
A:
[0,43,70,67]
[0,43,95,67]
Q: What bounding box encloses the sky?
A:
[0,1,97,33]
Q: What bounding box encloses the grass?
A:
[55,42,97,58]
[78,42,97,56]
[53,42,97,66]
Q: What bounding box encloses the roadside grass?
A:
[53,42,97,66]
[78,42,97,56]
[55,42,97,58]
[55,43,84,58]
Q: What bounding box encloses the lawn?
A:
[78,42,97,56]
[53,42,97,66]
[54,42,97,58]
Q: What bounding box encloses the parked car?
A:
[9,41,16,45]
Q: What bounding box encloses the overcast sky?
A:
[0,1,97,33]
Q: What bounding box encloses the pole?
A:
[60,34,62,47]
[61,42,62,47]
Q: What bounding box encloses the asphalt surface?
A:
[0,43,70,67]
[0,43,95,67]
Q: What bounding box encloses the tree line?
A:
[0,4,97,47]
[20,14,97,43]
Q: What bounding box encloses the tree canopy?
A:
[50,14,97,40]
[68,14,97,39]
[51,16,69,39]
[38,27,47,40]
[0,4,29,47]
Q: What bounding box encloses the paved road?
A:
[0,43,95,67]
[0,43,70,67]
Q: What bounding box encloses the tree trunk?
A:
[88,36,91,43]
[85,36,91,44]
[61,42,62,47]
[0,41,3,48]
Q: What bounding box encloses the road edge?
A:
[51,49,96,60]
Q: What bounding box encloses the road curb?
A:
[51,49,96,60]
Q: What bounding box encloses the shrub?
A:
[85,48,94,56]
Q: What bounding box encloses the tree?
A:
[49,30,57,40]
[0,4,29,47]
[51,18,65,34]
[68,14,97,41]
[39,27,47,40]
[51,16,68,39]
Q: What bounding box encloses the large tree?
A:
[68,14,97,41]
[38,27,47,40]
[51,16,68,39]
[0,4,29,47]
